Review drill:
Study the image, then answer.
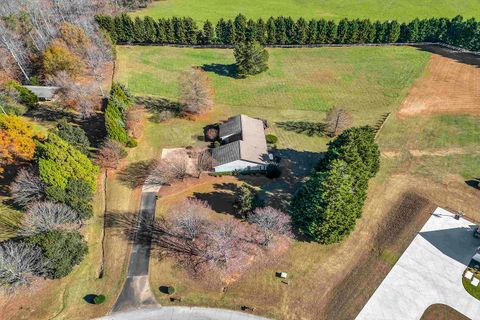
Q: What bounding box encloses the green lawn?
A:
[116,45,430,152]
[132,0,480,23]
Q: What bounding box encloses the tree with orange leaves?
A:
[0,114,36,173]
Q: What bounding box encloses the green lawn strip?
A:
[463,276,480,301]
[131,0,480,23]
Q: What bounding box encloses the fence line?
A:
[116,42,480,55]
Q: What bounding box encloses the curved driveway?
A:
[99,307,270,320]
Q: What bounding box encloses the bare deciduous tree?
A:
[148,153,189,186]
[325,107,353,137]
[10,168,45,207]
[248,206,292,246]
[19,201,80,236]
[95,139,127,171]
[125,106,145,139]
[47,71,99,118]
[0,241,45,291]
[170,199,210,241]
[178,67,214,115]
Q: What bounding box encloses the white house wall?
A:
[214,160,265,172]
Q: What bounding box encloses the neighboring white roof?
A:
[23,85,60,99]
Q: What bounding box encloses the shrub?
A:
[45,179,94,220]
[36,133,99,192]
[266,164,281,179]
[94,294,106,304]
[126,138,138,148]
[27,230,88,279]
[56,119,91,155]
[3,80,38,108]
[167,286,175,294]
[233,183,264,218]
[0,94,28,115]
[265,134,278,144]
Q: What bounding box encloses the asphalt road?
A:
[98,307,271,320]
[111,191,159,313]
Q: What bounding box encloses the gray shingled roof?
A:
[23,86,60,100]
[219,115,242,138]
[212,140,241,165]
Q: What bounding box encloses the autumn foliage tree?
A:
[0,114,36,173]
[178,68,214,115]
[42,41,85,78]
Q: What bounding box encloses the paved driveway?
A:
[111,186,160,312]
[357,207,480,320]
[97,307,271,320]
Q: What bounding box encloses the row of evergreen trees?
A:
[96,14,480,51]
[290,126,380,244]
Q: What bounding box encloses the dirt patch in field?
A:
[398,47,480,117]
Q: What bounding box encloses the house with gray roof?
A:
[212,114,269,172]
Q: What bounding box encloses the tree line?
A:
[290,126,380,244]
[96,14,480,51]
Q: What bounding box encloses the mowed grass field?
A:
[132,0,480,22]
[116,45,430,151]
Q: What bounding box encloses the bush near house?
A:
[265,134,278,144]
[3,80,38,108]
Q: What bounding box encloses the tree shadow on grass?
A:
[116,160,153,189]
[136,96,184,115]
[465,178,480,189]
[276,121,327,137]
[192,182,240,215]
[200,63,239,79]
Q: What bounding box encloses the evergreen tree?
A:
[224,19,235,44]
[202,20,215,44]
[385,20,401,43]
[143,16,158,43]
[374,20,386,43]
[347,19,360,43]
[255,18,267,44]
[364,19,377,42]
[325,20,337,43]
[285,17,295,44]
[290,159,359,244]
[307,19,318,44]
[234,14,247,43]
[245,19,257,42]
[133,17,146,43]
[156,18,167,43]
[275,17,288,44]
[336,19,349,43]
[234,41,269,77]
[407,18,420,42]
[184,17,198,44]
[164,19,175,43]
[173,17,186,44]
[266,17,277,44]
[95,15,116,42]
[215,18,227,44]
[294,17,308,44]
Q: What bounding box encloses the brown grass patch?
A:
[398,47,480,117]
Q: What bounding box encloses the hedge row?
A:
[105,83,136,146]
[96,14,480,51]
